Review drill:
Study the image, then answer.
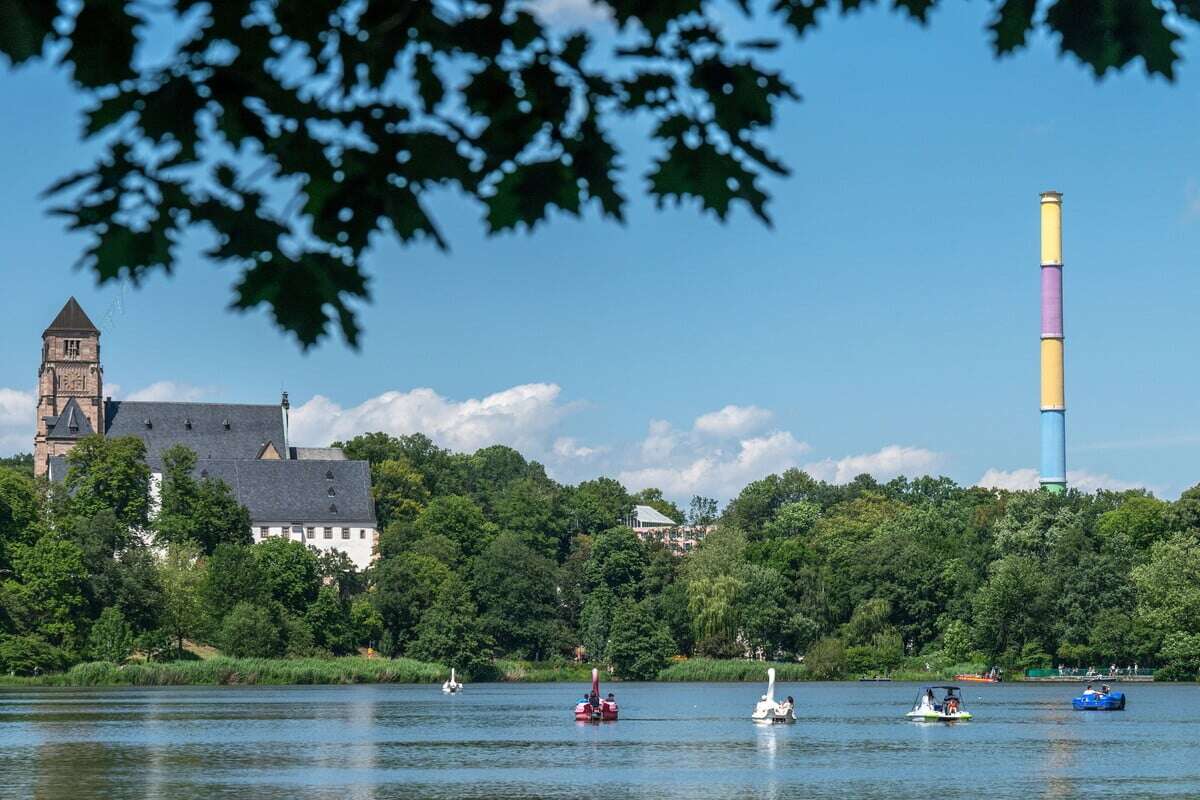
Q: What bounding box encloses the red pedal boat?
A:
[574,668,618,722]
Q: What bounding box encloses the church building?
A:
[34,298,378,568]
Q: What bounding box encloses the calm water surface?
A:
[1,681,1198,799]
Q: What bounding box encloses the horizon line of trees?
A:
[3,433,1200,680]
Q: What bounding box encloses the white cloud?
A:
[125,381,210,402]
[553,436,607,460]
[0,388,34,455]
[693,404,773,438]
[639,419,680,462]
[804,445,940,485]
[289,383,573,454]
[620,430,811,500]
[528,0,612,26]
[976,467,1151,493]
[976,467,1039,491]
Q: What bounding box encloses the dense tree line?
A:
[2,432,1200,680]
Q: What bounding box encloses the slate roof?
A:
[44,297,99,336]
[176,458,376,524]
[44,397,95,439]
[104,400,285,461]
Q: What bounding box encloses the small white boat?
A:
[442,668,463,694]
[906,685,971,721]
[751,668,795,724]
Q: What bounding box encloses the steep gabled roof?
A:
[44,297,99,336]
[44,397,95,439]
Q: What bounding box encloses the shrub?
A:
[0,634,68,675]
[803,638,847,680]
[220,602,286,658]
[88,608,133,664]
[606,600,674,680]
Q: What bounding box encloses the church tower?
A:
[34,297,104,477]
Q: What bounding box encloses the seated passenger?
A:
[1082,683,1098,696]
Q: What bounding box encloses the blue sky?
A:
[2,2,1198,501]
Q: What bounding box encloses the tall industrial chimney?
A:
[1039,191,1066,493]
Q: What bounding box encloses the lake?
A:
[1,681,1197,799]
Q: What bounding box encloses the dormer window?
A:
[325,469,334,480]
[143,419,152,429]
[184,418,192,429]
[222,419,231,430]
[329,503,338,514]
[327,486,336,497]
[200,469,208,478]
[63,339,80,358]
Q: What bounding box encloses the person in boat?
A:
[606,692,615,703]
[1100,684,1111,695]
[1082,683,1098,696]
[589,691,600,708]
[917,689,936,712]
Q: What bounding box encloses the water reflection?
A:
[0,683,1196,800]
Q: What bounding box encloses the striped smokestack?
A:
[1039,191,1066,493]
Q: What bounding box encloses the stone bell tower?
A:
[34,297,104,477]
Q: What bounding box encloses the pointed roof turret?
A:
[44,297,99,337]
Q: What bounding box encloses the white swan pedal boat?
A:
[751,668,795,724]
[442,668,463,694]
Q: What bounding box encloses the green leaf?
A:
[988,0,1037,54]
[0,0,58,65]
[63,0,139,89]
[485,161,581,232]
[1046,0,1181,78]
[230,250,369,349]
[413,52,444,114]
[647,139,771,225]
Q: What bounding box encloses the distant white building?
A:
[624,504,708,554]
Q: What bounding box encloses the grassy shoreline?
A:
[0,656,997,687]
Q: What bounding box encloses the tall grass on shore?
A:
[656,658,807,682]
[494,659,599,682]
[1,657,450,687]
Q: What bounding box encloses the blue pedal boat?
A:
[1072,691,1126,710]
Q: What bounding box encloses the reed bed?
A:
[8,657,449,687]
[655,658,807,682]
[494,659,598,682]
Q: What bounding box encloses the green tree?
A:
[584,527,647,597]
[304,585,357,655]
[158,543,204,658]
[579,586,618,662]
[64,436,150,530]
[220,601,287,658]
[415,496,493,559]
[1132,533,1200,636]
[351,597,384,649]
[88,607,133,663]
[472,532,562,659]
[4,533,88,649]
[565,479,633,537]
[371,552,451,655]
[0,466,40,572]
[371,458,430,528]
[606,600,674,680]
[0,634,68,675]
[408,575,495,677]
[972,555,1052,660]
[202,544,265,621]
[253,538,320,614]
[156,445,252,553]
